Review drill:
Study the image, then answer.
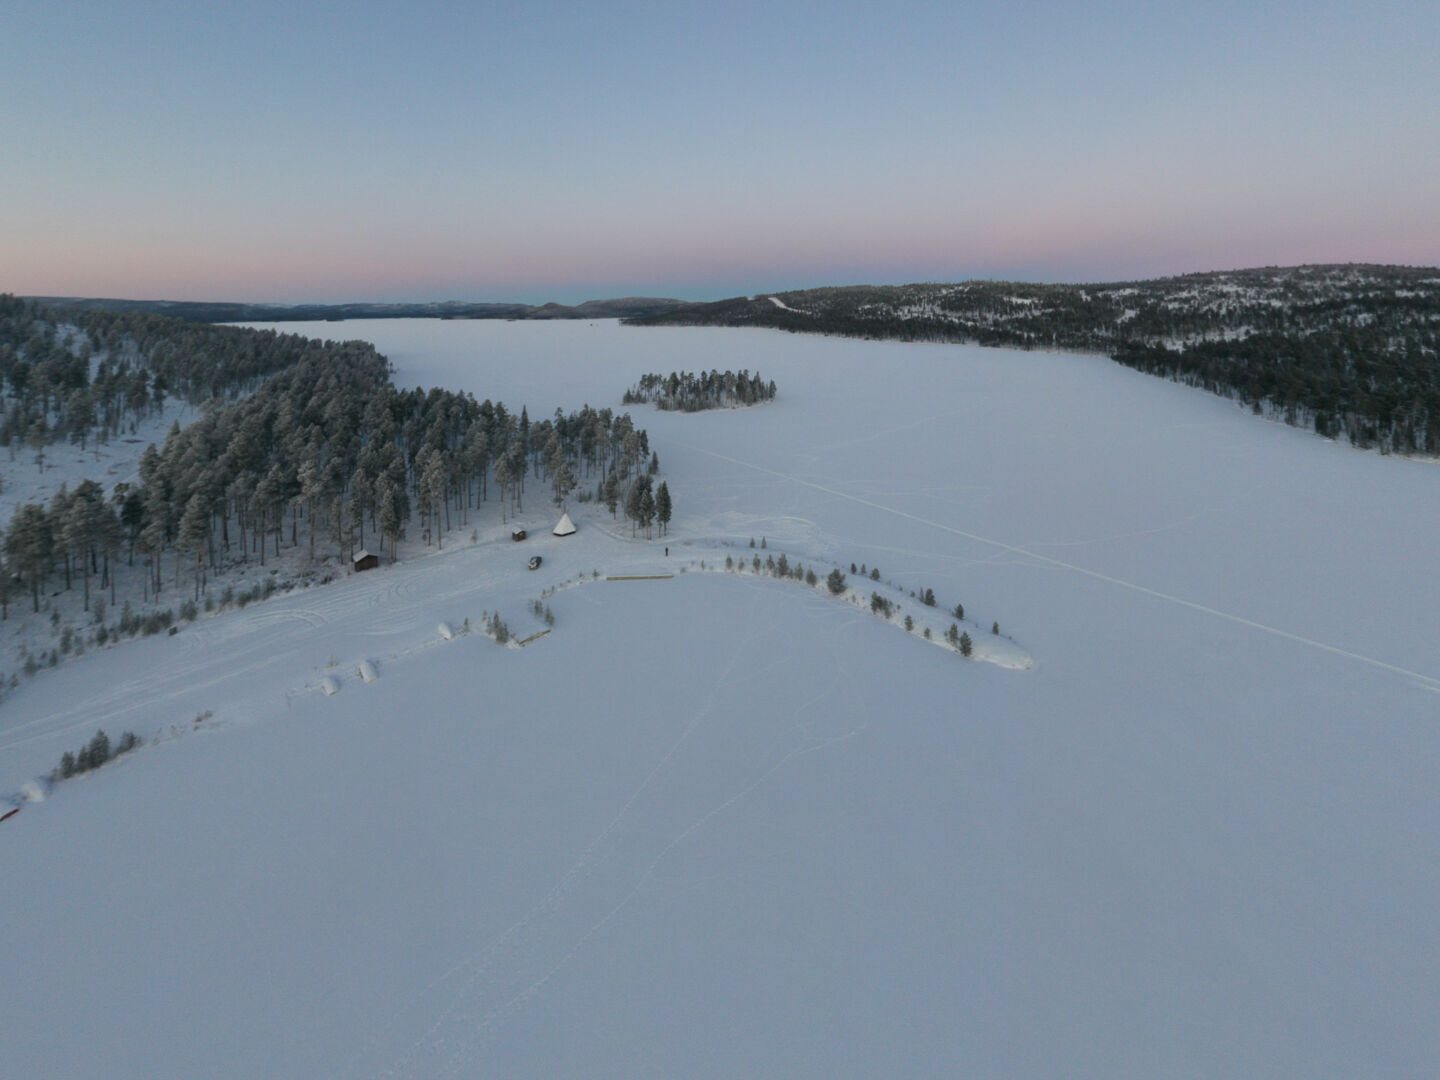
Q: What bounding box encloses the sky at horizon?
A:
[2,0,1437,305]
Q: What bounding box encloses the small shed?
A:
[553,512,577,537]
[353,549,380,572]
[511,527,527,541]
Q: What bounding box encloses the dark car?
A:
[528,555,542,570]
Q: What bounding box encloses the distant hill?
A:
[628,265,1440,456]
[26,295,696,324]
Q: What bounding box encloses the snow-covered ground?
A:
[3,319,1439,1078]
[0,398,195,527]
[0,398,211,683]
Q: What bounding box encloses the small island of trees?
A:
[623,369,776,411]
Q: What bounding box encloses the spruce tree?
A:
[6,503,52,612]
[624,478,645,536]
[655,482,671,535]
[604,472,620,518]
[550,454,576,507]
[87,729,111,769]
[638,486,655,538]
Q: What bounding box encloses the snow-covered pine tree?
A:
[655,482,671,535]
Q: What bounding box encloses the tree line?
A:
[1111,324,1440,455]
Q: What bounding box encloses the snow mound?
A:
[321,676,341,696]
[20,780,44,803]
[437,622,455,641]
[973,636,1034,670]
[358,660,379,683]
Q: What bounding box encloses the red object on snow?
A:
[0,806,19,824]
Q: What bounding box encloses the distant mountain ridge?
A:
[26,295,696,324]
[627,264,1440,456]
[624,264,1438,349]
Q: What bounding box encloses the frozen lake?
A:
[3,318,1437,1077]
[354,316,1440,684]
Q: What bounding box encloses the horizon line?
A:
[14,259,1440,310]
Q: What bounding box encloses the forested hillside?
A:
[627,265,1440,454]
[1,295,303,454]
[0,297,662,683]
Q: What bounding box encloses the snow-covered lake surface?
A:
[3,319,1438,1078]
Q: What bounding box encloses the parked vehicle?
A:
[528,555,542,570]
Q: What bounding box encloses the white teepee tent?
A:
[553,512,577,536]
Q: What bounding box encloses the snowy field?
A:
[3,319,1439,1077]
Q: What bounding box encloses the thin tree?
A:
[655,481,672,535]
[6,503,52,612]
[178,491,210,601]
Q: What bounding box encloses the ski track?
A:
[437,718,863,1080]
[680,442,1440,692]
[351,609,766,1080]
[426,613,871,1080]
[802,412,951,455]
[2,580,449,755]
